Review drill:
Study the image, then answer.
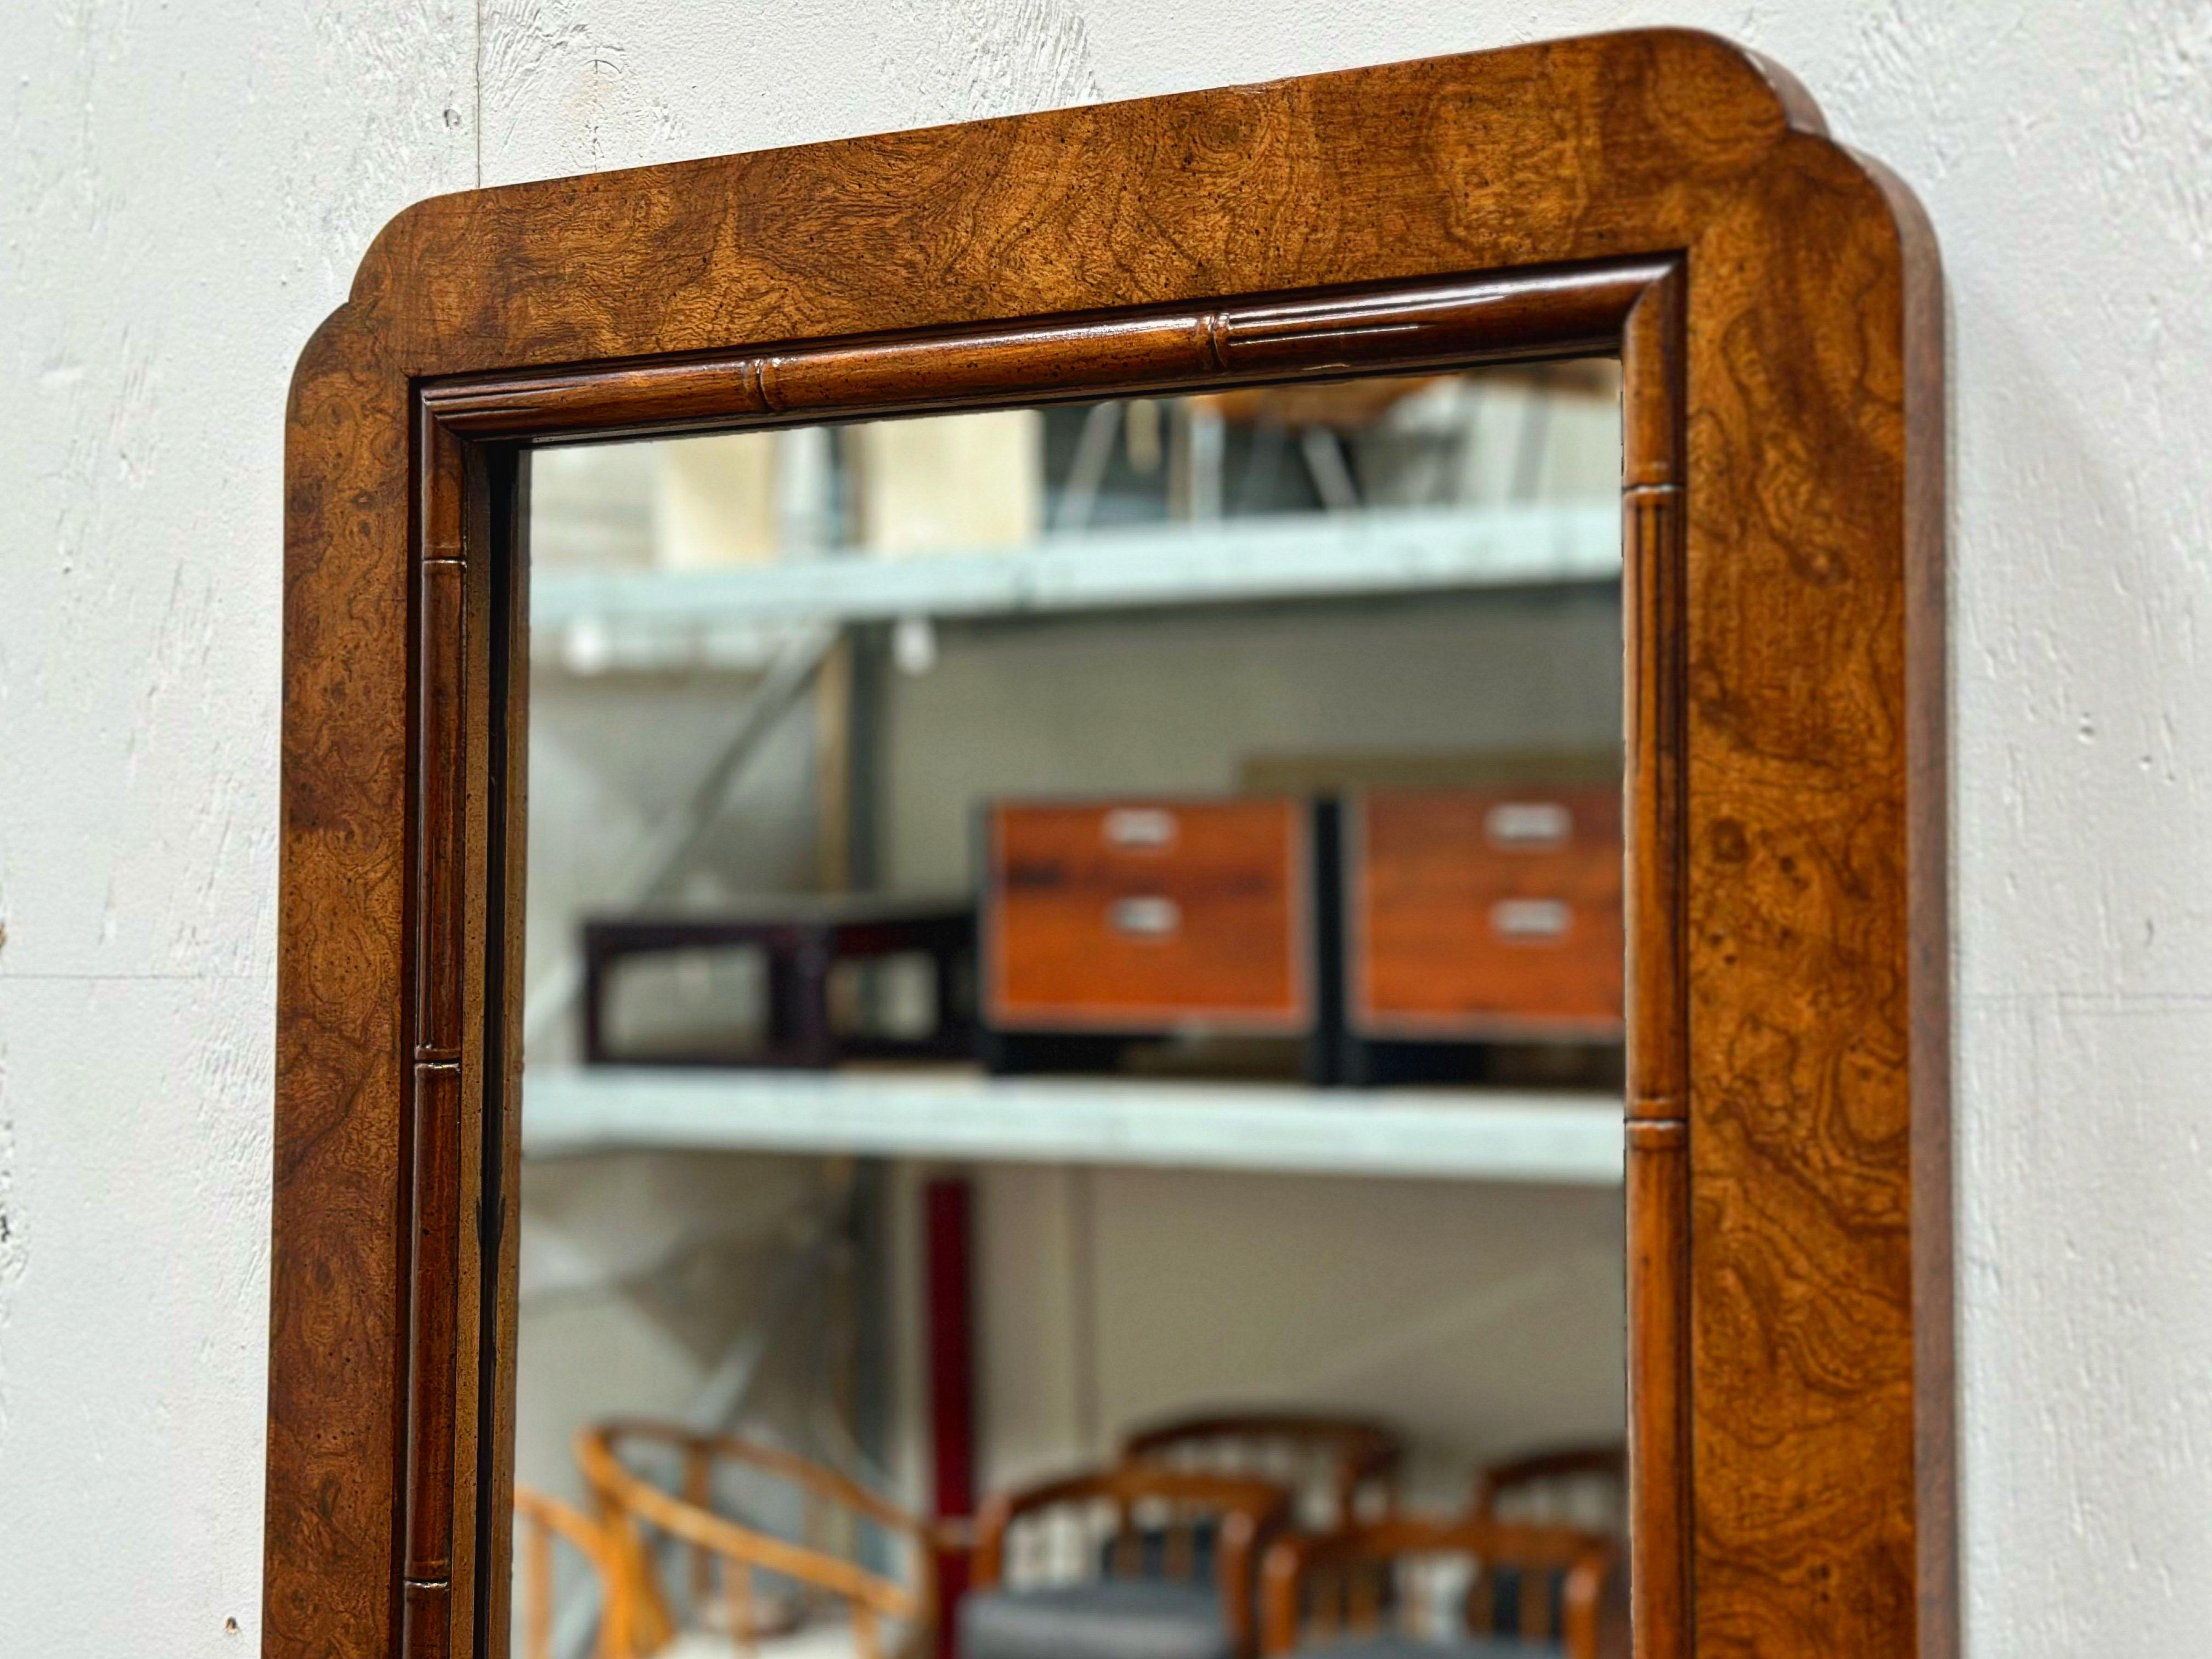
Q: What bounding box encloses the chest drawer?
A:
[1351,785,1623,1040]
[984,798,1310,1032]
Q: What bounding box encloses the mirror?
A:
[512,363,1632,1659]
[267,43,1949,1659]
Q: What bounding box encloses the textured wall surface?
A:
[2,2,2207,1654]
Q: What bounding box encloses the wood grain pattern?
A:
[272,27,1947,1659]
[1626,1119,1692,1659]
[985,798,1309,1032]
[1351,785,1624,1040]
[414,558,464,1062]
[1620,266,1688,1126]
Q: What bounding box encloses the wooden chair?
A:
[1120,1412,1404,1529]
[964,1463,1293,1659]
[1259,1515,1616,1659]
[1470,1444,1625,1536]
[516,1483,635,1659]
[578,1420,953,1659]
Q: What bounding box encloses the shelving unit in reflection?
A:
[532,502,1623,673]
[511,375,1639,1650]
[523,374,1632,1180]
[523,1067,1624,1184]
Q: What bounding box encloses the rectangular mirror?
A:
[512,363,1632,1659]
[267,43,1949,1659]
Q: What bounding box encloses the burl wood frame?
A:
[269,28,1948,1659]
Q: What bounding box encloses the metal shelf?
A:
[533,503,1621,669]
[523,1066,1624,1185]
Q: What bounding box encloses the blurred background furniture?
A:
[963,1465,1291,1659]
[579,1420,955,1659]
[1259,1515,1617,1659]
[518,371,1637,1659]
[1470,1444,1626,1536]
[1120,1412,1404,1531]
[1339,786,1623,1086]
[980,798,1317,1079]
[517,1483,635,1659]
[582,901,975,1069]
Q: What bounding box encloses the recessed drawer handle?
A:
[1104,808,1177,849]
[1490,898,1572,940]
[1109,896,1181,936]
[1486,801,1572,849]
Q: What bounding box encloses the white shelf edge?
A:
[533,503,1622,639]
[522,1068,1625,1186]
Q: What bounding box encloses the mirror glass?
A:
[514,365,1629,1659]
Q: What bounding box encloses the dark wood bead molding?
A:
[269,28,1949,1659]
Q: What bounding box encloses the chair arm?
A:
[1207,1486,1295,1659]
[616,1468,918,1621]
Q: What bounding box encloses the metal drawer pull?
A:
[1109,896,1181,936]
[1485,800,1572,848]
[1490,897,1572,939]
[1104,807,1177,848]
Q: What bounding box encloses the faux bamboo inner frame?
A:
[404,258,1689,1659]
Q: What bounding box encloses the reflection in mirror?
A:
[514,365,1628,1659]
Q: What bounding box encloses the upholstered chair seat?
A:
[961,1577,1235,1659]
[968,1464,1294,1659]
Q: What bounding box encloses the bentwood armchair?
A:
[515,1483,635,1659]
[578,1420,956,1659]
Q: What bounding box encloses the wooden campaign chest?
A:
[1346,783,1624,1045]
[981,797,1313,1059]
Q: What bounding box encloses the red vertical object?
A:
[925,1178,976,1658]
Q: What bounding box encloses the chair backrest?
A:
[1470,1442,1627,1537]
[578,1419,941,1659]
[514,1483,631,1659]
[973,1463,1294,1659]
[1260,1514,1617,1659]
[1120,1411,1404,1528]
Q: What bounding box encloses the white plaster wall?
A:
[3,3,2207,1655]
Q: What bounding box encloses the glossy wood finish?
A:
[985,798,1309,1032]
[271,27,1947,1659]
[1352,785,1624,1040]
